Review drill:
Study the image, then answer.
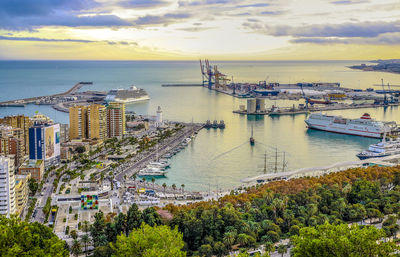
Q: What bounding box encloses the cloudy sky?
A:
[0,0,399,60]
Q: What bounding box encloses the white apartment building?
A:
[0,156,16,217]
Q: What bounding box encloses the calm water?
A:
[1,60,400,191]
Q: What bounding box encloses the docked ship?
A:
[305,113,397,138]
[357,137,400,159]
[105,86,149,103]
[138,167,167,178]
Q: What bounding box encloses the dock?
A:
[161,84,203,87]
[241,154,400,184]
[234,102,400,116]
[0,82,93,106]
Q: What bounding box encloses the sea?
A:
[1,60,400,191]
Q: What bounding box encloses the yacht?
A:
[357,137,400,159]
[138,167,167,178]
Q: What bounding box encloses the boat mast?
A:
[274,148,278,173]
[263,151,267,174]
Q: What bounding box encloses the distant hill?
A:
[349,59,400,74]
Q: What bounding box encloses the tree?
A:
[0,216,69,256]
[152,177,155,190]
[291,222,398,257]
[90,211,107,248]
[76,146,86,154]
[126,204,143,234]
[172,184,177,197]
[81,234,91,257]
[111,223,186,257]
[162,183,167,194]
[264,242,275,256]
[198,244,213,257]
[71,239,82,257]
[213,241,227,257]
[181,184,185,193]
[28,178,39,195]
[277,244,287,257]
[70,229,78,240]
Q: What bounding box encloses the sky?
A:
[0,0,399,60]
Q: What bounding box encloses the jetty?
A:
[0,82,93,106]
[161,84,203,87]
[241,154,400,184]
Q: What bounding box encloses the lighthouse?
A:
[156,106,163,127]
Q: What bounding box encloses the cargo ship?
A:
[105,86,149,103]
[305,113,397,138]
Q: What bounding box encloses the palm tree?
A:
[223,232,236,248]
[277,244,287,257]
[80,234,91,257]
[132,174,137,186]
[70,229,78,240]
[151,177,155,190]
[181,184,185,193]
[82,220,90,234]
[162,183,167,194]
[264,242,275,256]
[70,239,82,257]
[172,184,176,198]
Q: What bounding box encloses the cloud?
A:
[0,14,132,30]
[0,0,98,17]
[117,0,170,8]
[0,35,137,45]
[290,33,400,45]
[330,0,369,5]
[243,20,400,38]
[177,27,215,32]
[237,3,270,8]
[179,0,233,6]
[0,35,95,43]
[133,13,192,26]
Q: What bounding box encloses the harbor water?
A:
[1,60,400,191]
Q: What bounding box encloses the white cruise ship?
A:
[357,137,400,159]
[105,86,150,103]
[305,113,396,138]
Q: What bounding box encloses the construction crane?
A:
[200,59,230,90]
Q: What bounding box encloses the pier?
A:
[161,84,203,87]
[234,102,400,116]
[241,154,400,184]
[0,82,93,106]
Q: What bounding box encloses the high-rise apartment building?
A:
[29,123,60,166]
[0,125,24,168]
[60,124,69,143]
[0,156,16,217]
[88,104,107,140]
[15,173,30,216]
[0,115,31,155]
[69,105,88,140]
[107,102,126,138]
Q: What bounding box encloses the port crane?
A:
[373,79,400,105]
[200,59,230,90]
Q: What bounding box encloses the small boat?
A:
[250,126,255,145]
[138,167,167,178]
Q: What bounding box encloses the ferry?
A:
[357,137,400,159]
[105,86,150,103]
[305,113,397,138]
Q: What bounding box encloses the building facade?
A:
[29,123,60,166]
[107,102,126,138]
[15,173,30,216]
[88,104,107,140]
[0,115,31,156]
[18,159,44,182]
[69,105,88,140]
[0,156,16,217]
